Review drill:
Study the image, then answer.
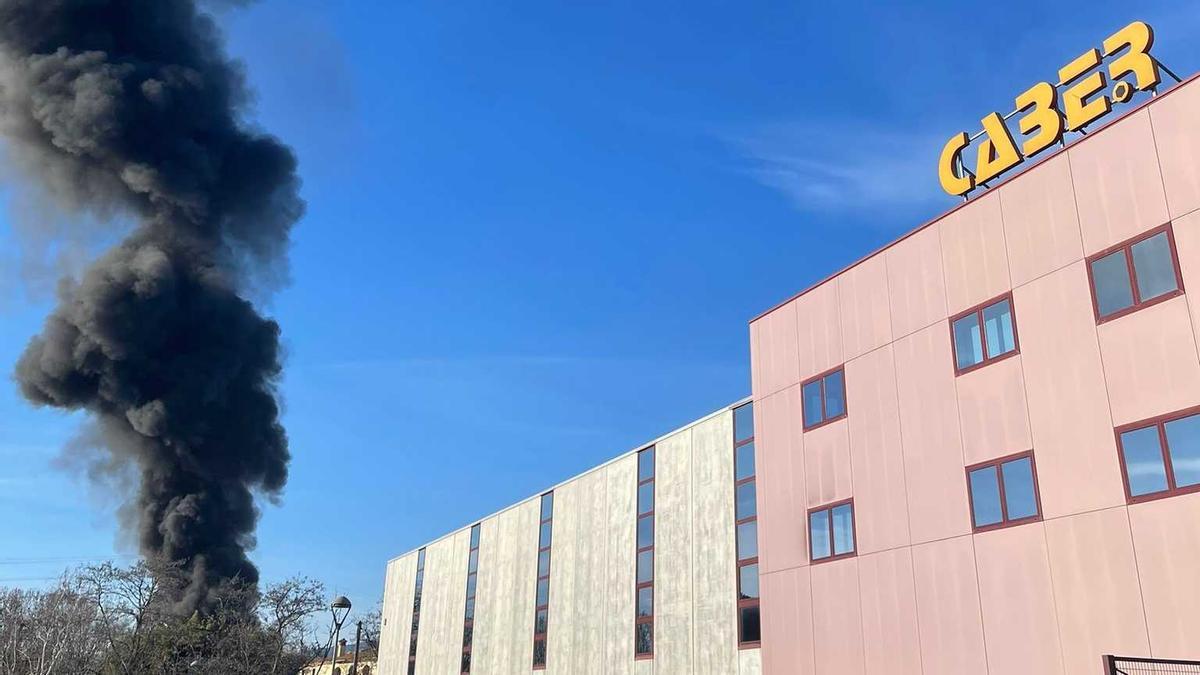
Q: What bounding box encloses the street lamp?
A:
[330,596,352,672]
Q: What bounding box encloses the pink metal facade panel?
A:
[1044,507,1150,674]
[885,225,949,339]
[810,560,865,675]
[1014,262,1126,518]
[795,281,844,381]
[845,346,911,554]
[802,420,853,508]
[939,192,1012,314]
[893,325,972,544]
[910,536,989,675]
[1096,296,1200,425]
[1069,109,1170,255]
[1149,77,1200,219]
[999,154,1085,288]
[755,386,808,574]
[974,524,1066,675]
[759,567,816,675]
[856,548,922,675]
[751,299,800,399]
[837,254,893,361]
[1127,492,1200,658]
[955,353,1033,466]
[750,76,1200,674]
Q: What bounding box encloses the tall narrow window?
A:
[532,492,553,669]
[635,447,655,659]
[801,367,847,430]
[1087,224,1184,322]
[966,451,1042,531]
[460,524,481,674]
[733,403,761,647]
[1117,407,1200,503]
[808,500,855,563]
[407,548,427,675]
[950,294,1019,374]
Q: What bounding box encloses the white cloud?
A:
[724,120,958,216]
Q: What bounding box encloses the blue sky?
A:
[2,0,1199,621]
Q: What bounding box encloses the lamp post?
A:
[330,596,352,674]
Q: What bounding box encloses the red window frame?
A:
[964,450,1043,532]
[634,446,655,660]
[1085,223,1185,324]
[807,498,856,564]
[1115,405,1200,504]
[948,292,1020,376]
[460,524,481,674]
[532,492,553,670]
[800,366,848,431]
[407,548,427,675]
[733,403,760,649]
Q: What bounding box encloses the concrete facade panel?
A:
[911,536,988,675]
[794,281,844,381]
[1069,109,1169,255]
[575,470,610,673]
[738,647,763,675]
[547,479,579,672]
[378,552,417,675]
[415,530,468,675]
[810,559,865,675]
[1014,262,1126,518]
[802,419,852,508]
[1097,296,1200,426]
[999,153,1085,288]
[955,354,1033,465]
[468,518,501,671]
[856,548,922,675]
[939,192,1011,314]
[656,429,695,675]
[691,412,739,675]
[759,567,816,675]
[893,325,972,544]
[756,386,807,573]
[1044,507,1150,675]
[974,524,1065,675]
[846,346,910,554]
[605,454,638,675]
[1128,492,1200,658]
[750,300,800,398]
[886,225,949,339]
[1149,76,1200,219]
[838,253,893,360]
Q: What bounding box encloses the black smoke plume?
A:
[0,0,302,612]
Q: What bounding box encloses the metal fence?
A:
[1106,655,1200,674]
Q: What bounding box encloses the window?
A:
[965,451,1042,531]
[407,548,427,675]
[733,403,761,647]
[1087,224,1184,323]
[1117,407,1200,503]
[460,524,481,674]
[634,447,655,659]
[950,294,1018,374]
[532,493,553,669]
[801,367,847,430]
[808,500,855,563]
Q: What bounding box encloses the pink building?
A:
[750,76,1200,674]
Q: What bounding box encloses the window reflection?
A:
[1121,426,1169,496]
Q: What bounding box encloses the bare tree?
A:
[257,576,326,675]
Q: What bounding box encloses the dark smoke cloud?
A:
[0,0,303,612]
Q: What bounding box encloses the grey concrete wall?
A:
[378,402,758,675]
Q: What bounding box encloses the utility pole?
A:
[350,621,363,675]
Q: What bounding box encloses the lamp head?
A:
[331,595,352,626]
